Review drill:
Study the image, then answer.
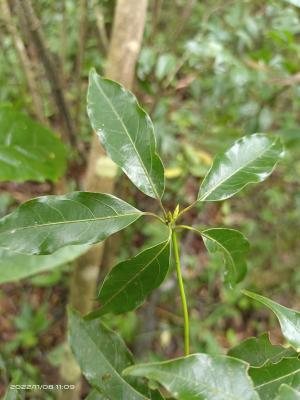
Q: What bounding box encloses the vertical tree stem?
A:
[15,0,78,149]
[171,230,190,356]
[1,0,45,123]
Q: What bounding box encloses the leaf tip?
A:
[89,67,98,80]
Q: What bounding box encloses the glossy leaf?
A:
[69,310,148,400]
[228,333,297,367]
[198,134,283,202]
[276,384,300,400]
[250,357,300,400]
[0,245,89,283]
[0,192,142,255]
[124,354,259,400]
[86,239,171,319]
[87,70,165,199]
[0,106,66,183]
[84,390,163,400]
[133,382,165,400]
[244,290,300,350]
[202,228,249,285]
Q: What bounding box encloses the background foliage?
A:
[0,0,300,398]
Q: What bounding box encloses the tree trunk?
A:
[59,1,148,399]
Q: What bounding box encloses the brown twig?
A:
[74,0,88,128]
[1,0,45,123]
[92,0,109,53]
[14,0,78,149]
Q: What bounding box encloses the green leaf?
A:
[155,53,177,81]
[133,382,165,400]
[69,310,149,400]
[198,134,283,202]
[243,290,300,350]
[87,70,165,199]
[202,228,249,285]
[0,106,66,183]
[86,239,171,319]
[250,357,300,400]
[276,384,300,400]
[0,192,142,255]
[228,333,297,367]
[0,245,89,283]
[3,387,23,400]
[84,390,109,400]
[124,354,259,400]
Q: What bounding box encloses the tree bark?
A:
[59,1,148,399]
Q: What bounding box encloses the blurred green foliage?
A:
[1,0,300,390]
[133,0,300,356]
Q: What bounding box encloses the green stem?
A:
[175,224,202,234]
[157,197,168,220]
[177,200,198,219]
[171,229,190,356]
[143,211,165,224]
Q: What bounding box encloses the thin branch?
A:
[151,0,164,41]
[172,0,196,44]
[60,0,67,88]
[92,0,109,53]
[1,0,45,123]
[74,0,88,127]
[14,0,78,149]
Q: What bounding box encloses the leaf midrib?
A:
[254,367,300,390]
[99,239,170,311]
[80,323,148,400]
[93,76,160,199]
[199,138,276,201]
[201,230,238,281]
[133,366,251,400]
[0,212,141,234]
